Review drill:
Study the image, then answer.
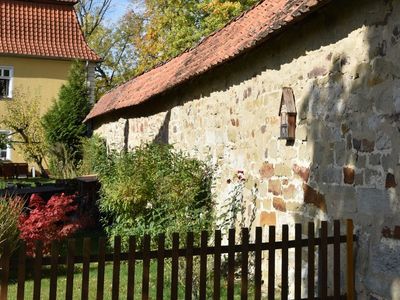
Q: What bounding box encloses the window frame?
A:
[0,66,14,99]
[0,130,12,161]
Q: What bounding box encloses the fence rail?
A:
[0,219,356,300]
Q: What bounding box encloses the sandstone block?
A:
[260,211,276,226]
[343,167,355,185]
[268,179,282,196]
[275,163,292,177]
[273,197,286,212]
[385,173,397,189]
[292,164,310,182]
[259,163,274,179]
[283,184,296,199]
[303,184,327,212]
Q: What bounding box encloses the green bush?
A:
[78,135,108,176]
[97,143,214,248]
[0,197,23,255]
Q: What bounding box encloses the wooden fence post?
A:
[17,242,26,300]
[127,236,136,300]
[82,238,91,300]
[96,237,106,300]
[213,230,221,300]
[33,241,43,300]
[0,241,10,300]
[281,225,289,300]
[112,236,121,300]
[156,233,165,300]
[347,219,355,300]
[65,239,76,300]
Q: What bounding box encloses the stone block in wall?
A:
[323,185,357,215]
[273,197,286,212]
[368,154,381,166]
[275,163,292,177]
[283,184,296,200]
[259,162,274,179]
[334,141,346,166]
[365,169,383,187]
[292,164,310,182]
[321,167,342,184]
[268,179,282,196]
[343,167,355,185]
[303,184,326,212]
[385,173,397,188]
[260,211,276,226]
[375,133,391,151]
[356,188,389,216]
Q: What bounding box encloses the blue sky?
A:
[106,0,141,23]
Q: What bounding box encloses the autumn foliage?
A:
[19,193,82,256]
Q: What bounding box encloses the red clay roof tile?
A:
[86,0,330,121]
[0,0,100,61]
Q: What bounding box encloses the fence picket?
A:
[213,230,222,300]
[49,241,59,300]
[0,241,10,300]
[268,226,276,300]
[281,225,289,300]
[308,222,315,300]
[82,238,91,300]
[16,242,26,300]
[295,224,302,300]
[254,227,262,300]
[320,221,328,300]
[127,236,136,300]
[142,235,151,300]
[227,228,235,300]
[170,233,179,300]
[334,220,341,300]
[199,231,208,300]
[185,232,194,300]
[33,241,43,300]
[112,236,121,300]
[347,219,355,300]
[65,239,75,300]
[96,237,106,300]
[156,234,165,300]
[241,228,249,300]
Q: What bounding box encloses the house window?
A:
[0,130,11,161]
[0,66,13,98]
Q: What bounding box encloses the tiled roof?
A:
[0,0,100,61]
[86,0,330,121]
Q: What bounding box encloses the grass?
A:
[0,178,56,190]
[6,260,254,299]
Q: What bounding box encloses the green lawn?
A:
[0,178,56,190]
[7,260,254,299]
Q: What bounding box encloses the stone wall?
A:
[93,0,400,298]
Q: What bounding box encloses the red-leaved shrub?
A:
[19,193,82,256]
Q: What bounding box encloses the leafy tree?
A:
[130,0,258,73]
[42,62,92,162]
[1,90,48,176]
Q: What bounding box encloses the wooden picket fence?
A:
[0,220,356,300]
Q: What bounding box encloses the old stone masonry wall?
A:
[94,0,400,298]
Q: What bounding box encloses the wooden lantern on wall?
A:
[279,87,297,141]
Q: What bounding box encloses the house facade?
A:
[86,0,400,298]
[0,0,100,166]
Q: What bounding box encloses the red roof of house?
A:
[0,0,100,62]
[86,0,329,121]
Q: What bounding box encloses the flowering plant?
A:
[19,193,82,256]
